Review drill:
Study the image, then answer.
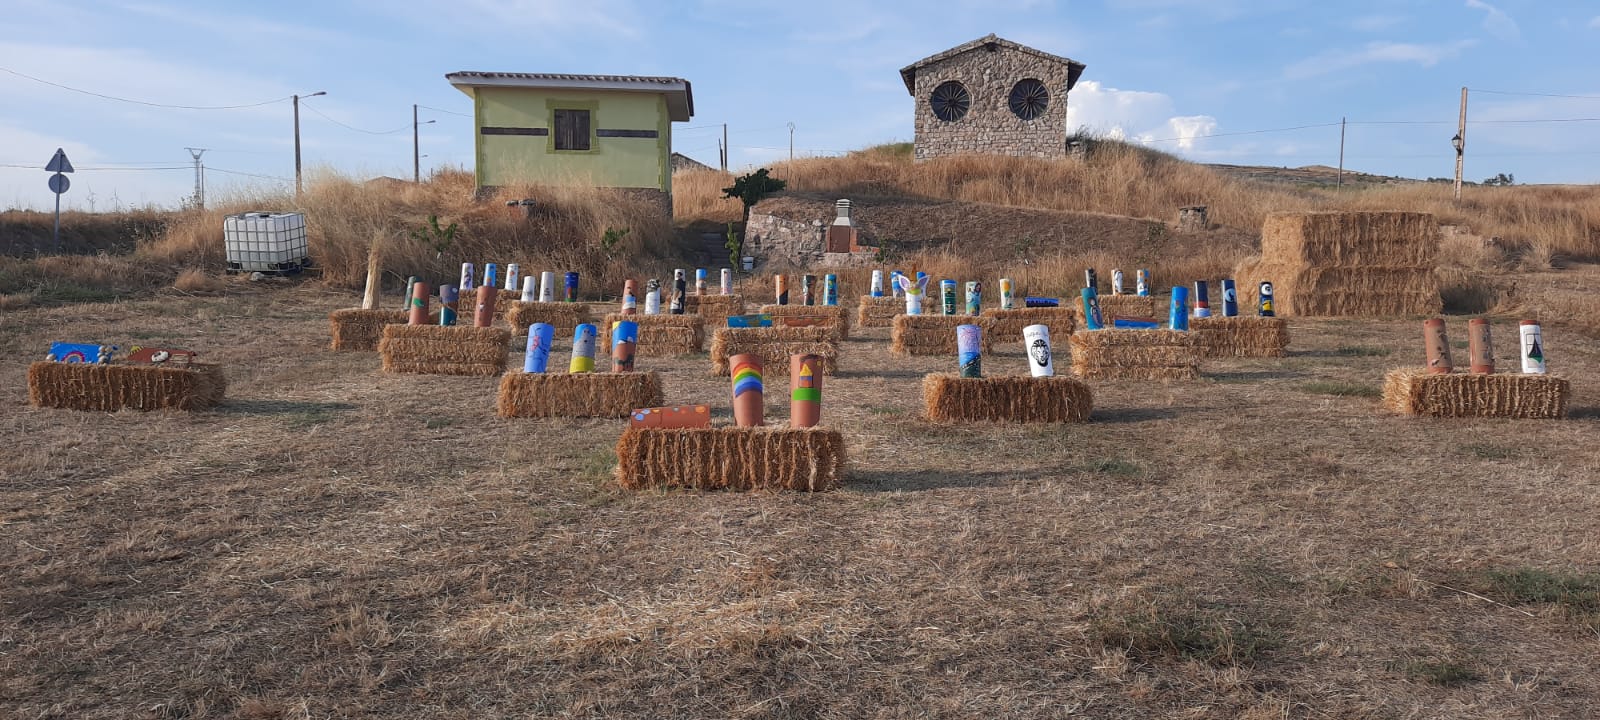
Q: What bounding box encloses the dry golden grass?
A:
[2,283,1600,718]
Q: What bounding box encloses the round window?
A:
[1009,79,1049,121]
[929,81,971,122]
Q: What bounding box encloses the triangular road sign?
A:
[45,148,74,174]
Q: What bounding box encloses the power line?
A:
[208,167,291,181]
[299,102,411,135]
[0,65,295,110]
[0,163,188,170]
[1139,122,1343,144]
[417,104,471,117]
[1469,88,1600,100]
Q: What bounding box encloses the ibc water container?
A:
[223,211,310,273]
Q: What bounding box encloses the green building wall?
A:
[472,87,672,193]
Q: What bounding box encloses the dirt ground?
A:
[3,277,1599,719]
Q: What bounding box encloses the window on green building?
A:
[553,109,591,151]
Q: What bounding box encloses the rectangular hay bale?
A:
[600,313,704,356]
[379,325,511,376]
[922,373,1093,423]
[329,309,408,351]
[496,371,665,418]
[28,361,226,412]
[982,307,1077,345]
[1235,260,1441,317]
[1099,295,1159,320]
[709,327,839,376]
[505,301,592,337]
[758,304,851,339]
[891,315,997,356]
[615,426,845,491]
[1189,316,1291,358]
[1069,329,1201,381]
[685,294,744,326]
[857,295,924,328]
[1382,368,1570,419]
[1262,211,1439,267]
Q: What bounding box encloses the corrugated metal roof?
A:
[446,72,694,120]
[447,72,690,85]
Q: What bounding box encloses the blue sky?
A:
[2,0,1597,210]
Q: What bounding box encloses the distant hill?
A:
[1204,163,1423,187]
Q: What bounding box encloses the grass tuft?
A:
[1402,660,1480,686]
[1298,381,1380,398]
[1090,593,1274,666]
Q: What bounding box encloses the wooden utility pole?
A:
[1337,117,1346,186]
[722,123,729,172]
[1454,87,1468,202]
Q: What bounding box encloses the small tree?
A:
[724,222,742,269]
[721,168,787,220]
[1482,172,1515,186]
[409,214,458,259]
[600,226,630,257]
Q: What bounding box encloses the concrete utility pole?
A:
[722,123,729,172]
[185,147,207,208]
[1453,87,1468,203]
[788,122,795,162]
[1337,117,1345,187]
[294,91,327,198]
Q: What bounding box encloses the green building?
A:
[445,72,694,208]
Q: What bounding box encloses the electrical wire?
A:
[0,65,295,110]
[208,167,291,181]
[1469,88,1600,100]
[298,102,411,135]
[417,104,472,117]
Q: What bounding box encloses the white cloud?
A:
[1283,40,1476,79]
[371,0,642,39]
[0,122,189,211]
[1065,81,1219,153]
[1465,0,1520,41]
[1589,16,1600,29]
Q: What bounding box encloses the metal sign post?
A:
[45,148,74,253]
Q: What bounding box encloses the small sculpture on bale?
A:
[524,323,554,373]
[1521,320,1546,374]
[564,272,580,302]
[898,272,930,316]
[939,280,957,316]
[570,324,598,373]
[505,263,521,293]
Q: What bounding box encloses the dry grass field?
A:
[4,275,1599,719]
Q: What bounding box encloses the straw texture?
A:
[685,295,744,326]
[600,313,704,356]
[615,426,846,492]
[28,361,226,412]
[1237,211,1442,317]
[1382,368,1570,419]
[1069,329,1201,380]
[922,373,1093,423]
[505,301,592,337]
[1190,316,1291,358]
[891,315,997,356]
[983,307,1077,345]
[378,325,511,376]
[857,296,927,327]
[329,309,407,351]
[1098,295,1159,320]
[758,304,851,340]
[496,371,665,418]
[710,327,839,376]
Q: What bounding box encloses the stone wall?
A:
[743,212,826,269]
[913,44,1071,161]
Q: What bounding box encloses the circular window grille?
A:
[1009,79,1049,120]
[930,81,971,122]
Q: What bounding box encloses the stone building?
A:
[900,34,1086,161]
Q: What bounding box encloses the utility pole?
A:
[722,123,729,172]
[412,104,434,183]
[294,91,327,199]
[1453,87,1468,203]
[1337,117,1345,187]
[788,122,795,162]
[185,147,207,208]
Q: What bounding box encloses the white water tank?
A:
[224,212,309,273]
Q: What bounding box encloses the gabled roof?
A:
[899,34,1086,96]
[445,72,694,121]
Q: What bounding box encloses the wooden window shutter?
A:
[553,109,591,151]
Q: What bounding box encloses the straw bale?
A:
[1382,368,1570,419]
[1236,260,1441,317]
[1069,329,1201,381]
[758,304,851,340]
[1098,295,1158,320]
[891,315,997,356]
[1262,211,1439,267]
[379,325,510,376]
[28,361,226,412]
[982,307,1077,345]
[496,371,665,418]
[685,294,744,326]
[857,296,925,327]
[922,373,1093,423]
[600,313,703,356]
[709,327,839,377]
[329,309,407,351]
[615,426,845,492]
[1190,316,1290,358]
[505,301,592,337]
